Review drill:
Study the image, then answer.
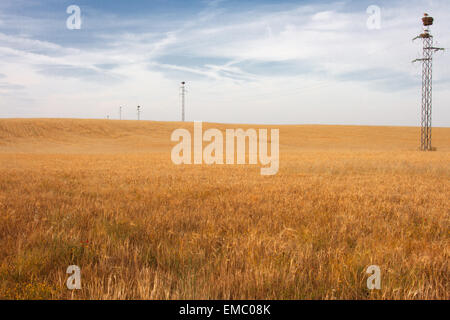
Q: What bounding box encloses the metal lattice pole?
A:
[413,14,444,151]
[421,35,433,151]
[180,82,186,122]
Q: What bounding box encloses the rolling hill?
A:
[0,118,449,153]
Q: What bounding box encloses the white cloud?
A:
[0,0,449,125]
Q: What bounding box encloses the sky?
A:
[0,0,449,126]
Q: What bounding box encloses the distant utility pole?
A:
[137,106,141,120]
[413,13,444,151]
[180,81,186,122]
[119,106,122,120]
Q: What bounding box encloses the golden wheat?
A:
[0,119,448,299]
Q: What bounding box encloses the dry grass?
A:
[0,118,448,300]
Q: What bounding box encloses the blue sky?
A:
[0,0,449,125]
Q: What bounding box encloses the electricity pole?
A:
[137,106,141,120]
[413,13,444,151]
[180,81,186,122]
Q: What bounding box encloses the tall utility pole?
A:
[180,81,186,122]
[137,105,141,120]
[413,13,444,151]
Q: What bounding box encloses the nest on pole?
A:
[422,14,434,26]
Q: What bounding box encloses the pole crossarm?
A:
[425,47,445,51]
[412,58,430,63]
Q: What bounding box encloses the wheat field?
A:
[0,118,448,299]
